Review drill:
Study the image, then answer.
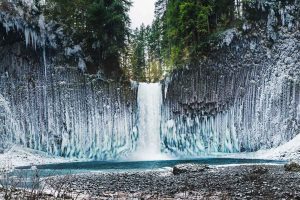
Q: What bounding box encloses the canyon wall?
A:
[161,1,300,157]
[1,0,300,160]
[0,3,138,159]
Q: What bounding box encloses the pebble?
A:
[42,165,300,199]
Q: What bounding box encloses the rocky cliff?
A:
[0,1,138,160]
[161,0,300,157]
[1,0,300,160]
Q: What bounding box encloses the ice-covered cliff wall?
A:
[0,1,139,160]
[161,0,300,157]
[1,0,300,160]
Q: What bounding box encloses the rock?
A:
[243,166,269,181]
[284,162,300,172]
[251,166,269,174]
[173,164,209,175]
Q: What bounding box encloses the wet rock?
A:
[284,162,300,172]
[251,166,269,174]
[173,164,209,175]
[244,166,269,181]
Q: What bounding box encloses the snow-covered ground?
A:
[0,146,81,170]
[212,134,300,162]
[254,134,300,161]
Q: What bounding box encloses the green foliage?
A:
[43,0,243,81]
[128,23,163,82]
[130,26,147,80]
[45,0,132,77]
[128,0,240,82]
[160,0,237,67]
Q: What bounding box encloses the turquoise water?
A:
[14,158,286,177]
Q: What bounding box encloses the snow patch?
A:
[65,45,82,56]
[0,146,79,169]
[255,133,300,161]
[219,28,238,47]
[78,58,86,72]
[130,80,139,89]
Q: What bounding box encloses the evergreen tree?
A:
[127,0,242,82]
[45,0,132,77]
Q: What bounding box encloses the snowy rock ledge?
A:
[0,146,80,170]
[214,134,300,163]
[0,0,87,70]
[254,134,300,162]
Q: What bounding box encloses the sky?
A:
[129,0,156,29]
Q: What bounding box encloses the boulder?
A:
[251,166,269,174]
[244,166,269,181]
[284,162,300,172]
[173,164,210,175]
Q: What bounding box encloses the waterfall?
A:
[131,83,169,160]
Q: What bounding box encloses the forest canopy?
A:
[127,0,244,82]
[44,0,132,77]
[21,0,249,81]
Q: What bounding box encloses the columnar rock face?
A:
[161,1,300,157]
[0,3,138,159]
[0,40,138,160]
[1,0,300,160]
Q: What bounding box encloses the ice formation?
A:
[1,0,300,161]
[160,26,300,158]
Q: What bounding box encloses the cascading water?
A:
[131,83,169,160]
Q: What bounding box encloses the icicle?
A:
[24,28,30,47]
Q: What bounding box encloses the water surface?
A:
[15,158,286,177]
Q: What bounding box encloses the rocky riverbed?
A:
[39,164,300,199]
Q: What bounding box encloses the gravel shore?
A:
[44,164,300,199]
